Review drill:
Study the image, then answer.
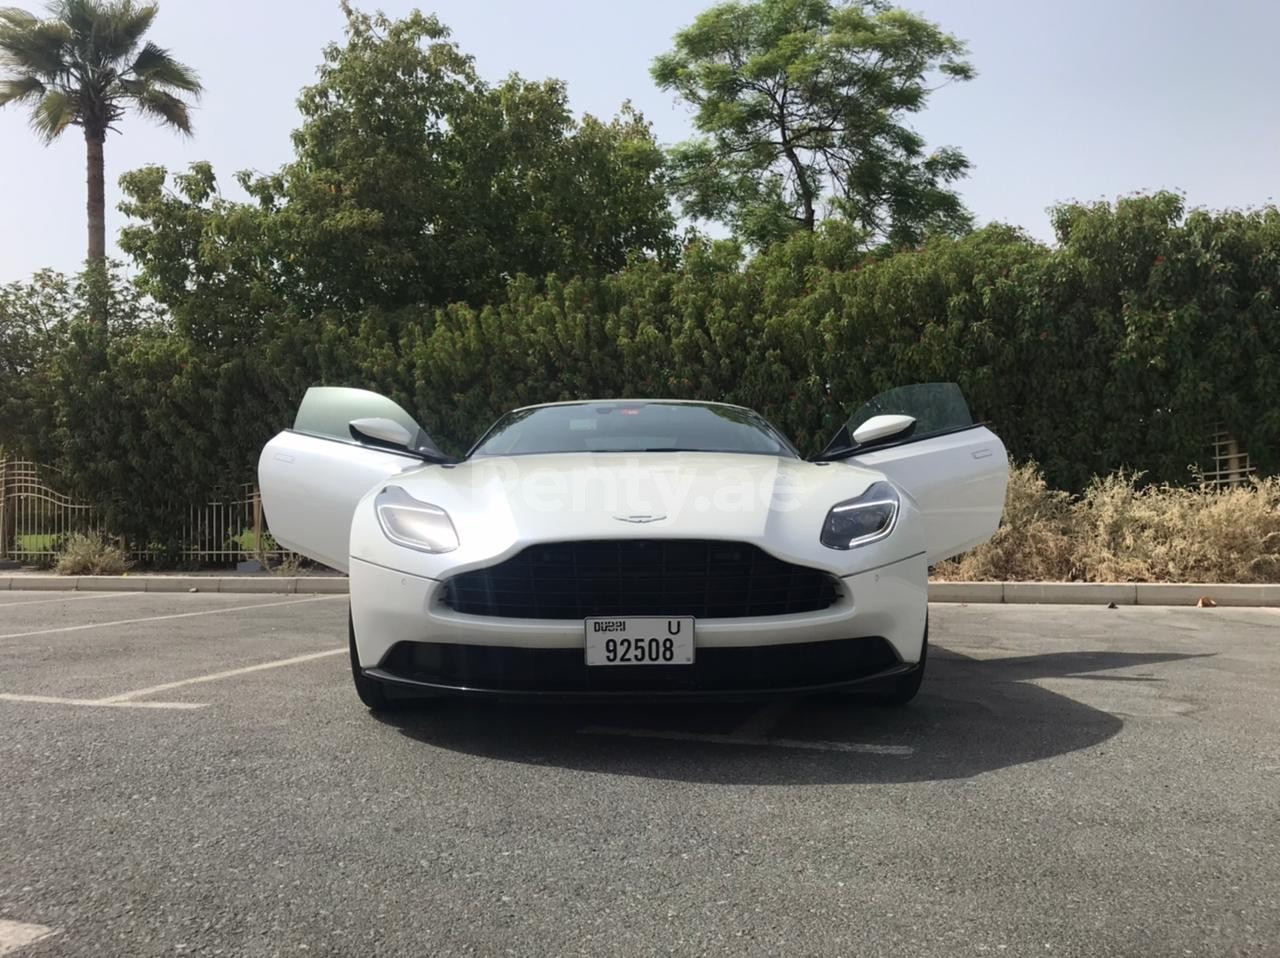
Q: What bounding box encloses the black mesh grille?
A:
[440,539,840,619]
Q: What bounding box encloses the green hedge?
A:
[329,191,1280,489]
[3,192,1277,549]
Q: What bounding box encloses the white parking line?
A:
[580,725,913,755]
[0,693,206,710]
[0,592,140,608]
[0,648,345,710]
[97,647,345,703]
[0,919,57,955]
[0,594,345,640]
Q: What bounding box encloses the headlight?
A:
[374,485,459,554]
[820,481,899,549]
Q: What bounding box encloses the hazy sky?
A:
[2,0,1278,283]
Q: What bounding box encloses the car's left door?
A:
[818,382,1009,564]
[258,387,446,573]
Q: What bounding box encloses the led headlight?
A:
[374,485,459,554]
[820,481,899,550]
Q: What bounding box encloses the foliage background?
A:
[3,191,1277,549]
[1,4,1276,554]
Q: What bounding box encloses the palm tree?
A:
[0,1,201,286]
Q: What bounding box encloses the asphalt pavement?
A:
[1,591,1277,957]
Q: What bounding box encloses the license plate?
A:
[584,617,694,666]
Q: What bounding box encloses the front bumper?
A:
[365,635,914,701]
[349,550,928,696]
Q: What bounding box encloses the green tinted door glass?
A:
[293,387,423,442]
[848,383,974,441]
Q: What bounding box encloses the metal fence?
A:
[1205,425,1256,487]
[0,458,296,567]
[0,460,99,563]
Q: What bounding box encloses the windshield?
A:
[470,401,797,458]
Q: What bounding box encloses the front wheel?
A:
[874,618,928,707]
[349,610,393,711]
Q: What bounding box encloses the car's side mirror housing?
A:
[811,413,919,462]
[350,417,413,450]
[852,414,916,447]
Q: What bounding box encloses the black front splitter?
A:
[361,663,917,704]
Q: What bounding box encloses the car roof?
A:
[509,398,758,414]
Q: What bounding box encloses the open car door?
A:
[819,383,1008,564]
[258,387,449,573]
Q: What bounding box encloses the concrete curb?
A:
[1003,582,1138,605]
[1,575,352,595]
[2,576,1276,606]
[928,581,1280,607]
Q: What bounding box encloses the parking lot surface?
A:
[1,591,1278,957]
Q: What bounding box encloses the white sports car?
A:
[259,383,1007,709]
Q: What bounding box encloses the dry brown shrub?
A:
[932,466,1280,583]
[53,533,132,576]
[1074,474,1280,583]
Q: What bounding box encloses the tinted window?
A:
[292,385,453,459]
[293,386,423,442]
[471,402,796,458]
[848,382,974,441]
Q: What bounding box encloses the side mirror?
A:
[852,414,916,446]
[350,417,413,449]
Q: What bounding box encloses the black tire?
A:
[874,618,928,707]
[349,610,393,711]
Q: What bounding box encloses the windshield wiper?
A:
[584,447,706,453]
[587,447,779,454]
[636,447,767,453]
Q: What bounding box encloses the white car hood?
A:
[362,451,886,575]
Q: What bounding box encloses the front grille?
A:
[440,539,840,619]
[379,637,898,693]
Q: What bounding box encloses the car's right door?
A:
[258,387,445,572]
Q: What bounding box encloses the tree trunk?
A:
[85,127,107,326]
[779,137,815,232]
[85,128,107,266]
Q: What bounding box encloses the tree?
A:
[0,0,201,297]
[261,4,675,309]
[652,0,974,248]
[118,5,676,317]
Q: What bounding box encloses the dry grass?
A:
[932,463,1280,583]
[270,553,305,576]
[53,533,133,576]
